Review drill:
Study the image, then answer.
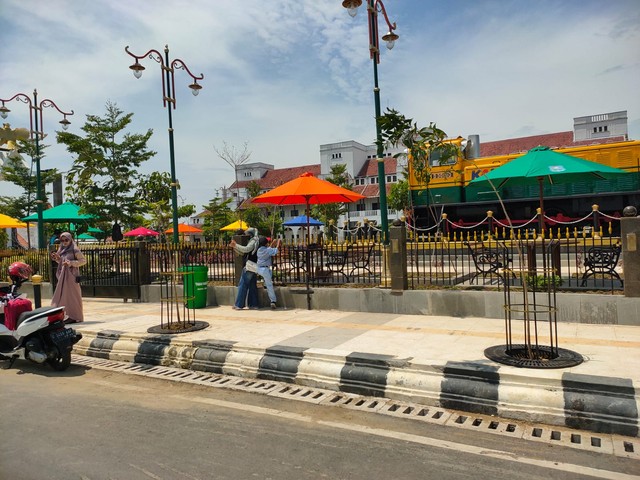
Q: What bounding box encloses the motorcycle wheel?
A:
[48,348,71,371]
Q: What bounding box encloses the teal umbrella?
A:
[77,233,98,241]
[468,146,628,229]
[22,201,95,223]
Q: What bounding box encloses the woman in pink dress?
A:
[51,232,87,324]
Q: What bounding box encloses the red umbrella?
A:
[123,226,160,237]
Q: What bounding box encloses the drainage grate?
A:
[71,355,639,459]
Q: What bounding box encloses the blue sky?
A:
[1,0,639,212]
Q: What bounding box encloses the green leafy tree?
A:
[56,101,156,226]
[387,178,409,213]
[246,180,262,199]
[137,171,195,235]
[378,108,458,188]
[0,139,58,218]
[201,196,234,242]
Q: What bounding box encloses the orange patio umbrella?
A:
[165,223,203,234]
[252,171,364,243]
[252,172,364,310]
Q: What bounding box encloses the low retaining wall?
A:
[10,282,639,325]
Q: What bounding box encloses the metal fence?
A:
[1,223,624,295]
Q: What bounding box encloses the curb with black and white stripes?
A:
[74,330,640,440]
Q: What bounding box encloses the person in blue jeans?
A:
[230,228,259,310]
[257,236,281,309]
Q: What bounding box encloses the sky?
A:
[1,0,639,214]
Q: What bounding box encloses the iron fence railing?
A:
[1,228,624,294]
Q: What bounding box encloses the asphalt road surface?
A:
[0,360,638,480]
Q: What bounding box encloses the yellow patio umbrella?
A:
[220,220,249,231]
[0,213,27,228]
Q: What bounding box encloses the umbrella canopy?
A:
[77,233,98,241]
[22,202,95,223]
[88,227,104,234]
[468,146,628,229]
[0,213,27,228]
[252,172,365,206]
[123,226,160,237]
[283,215,324,227]
[220,219,249,231]
[165,223,203,234]
[468,146,627,189]
[252,172,364,310]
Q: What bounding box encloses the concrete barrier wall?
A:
[12,282,639,326]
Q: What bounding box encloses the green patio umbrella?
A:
[77,233,98,241]
[22,201,95,223]
[468,146,628,230]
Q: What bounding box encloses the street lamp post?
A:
[342,0,398,244]
[0,90,73,249]
[125,45,204,243]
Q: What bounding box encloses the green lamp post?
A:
[125,45,204,244]
[342,0,399,244]
[0,90,73,249]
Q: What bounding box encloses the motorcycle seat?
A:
[16,306,64,329]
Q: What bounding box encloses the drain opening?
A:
[532,428,542,438]
[591,438,601,448]
[489,421,499,430]
[551,431,561,441]
[571,434,581,444]
[472,419,482,427]
[623,442,634,453]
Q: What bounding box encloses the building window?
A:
[356,203,365,212]
[604,125,608,132]
[372,202,379,210]
[291,210,299,217]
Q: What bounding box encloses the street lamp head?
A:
[382,30,399,49]
[129,60,145,79]
[59,116,71,130]
[189,80,202,96]
[0,103,9,119]
[342,0,362,17]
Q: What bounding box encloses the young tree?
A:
[137,171,195,233]
[56,101,156,226]
[214,141,251,212]
[377,108,458,189]
[0,139,58,219]
[200,196,234,242]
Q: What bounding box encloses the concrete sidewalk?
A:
[72,298,640,438]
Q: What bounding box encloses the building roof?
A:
[231,164,321,190]
[479,131,628,157]
[357,157,397,177]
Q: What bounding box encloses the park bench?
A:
[580,245,623,287]
[324,243,375,282]
[464,241,514,285]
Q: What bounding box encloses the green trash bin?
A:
[179,265,208,308]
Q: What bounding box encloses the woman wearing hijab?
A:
[51,232,87,324]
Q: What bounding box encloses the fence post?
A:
[621,206,640,297]
[487,210,494,240]
[389,219,408,291]
[592,204,601,239]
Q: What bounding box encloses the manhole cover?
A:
[485,344,583,369]
[147,321,209,335]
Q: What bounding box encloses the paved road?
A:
[1,361,638,480]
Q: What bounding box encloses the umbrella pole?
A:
[538,177,545,236]
[305,199,312,310]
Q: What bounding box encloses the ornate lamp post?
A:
[342,0,398,244]
[125,45,204,243]
[0,90,73,248]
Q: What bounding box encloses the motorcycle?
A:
[0,262,82,371]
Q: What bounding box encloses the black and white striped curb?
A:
[74,330,640,438]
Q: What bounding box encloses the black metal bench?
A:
[580,245,623,287]
[324,243,375,282]
[465,241,513,285]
